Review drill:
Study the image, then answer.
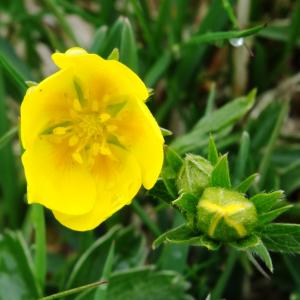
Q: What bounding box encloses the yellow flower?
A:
[21,47,164,231]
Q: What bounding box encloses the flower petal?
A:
[21,68,76,150]
[52,48,148,102]
[22,138,96,215]
[116,99,164,189]
[52,150,141,231]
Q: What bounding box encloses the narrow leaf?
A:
[248,240,273,273]
[208,135,218,165]
[235,173,259,193]
[187,24,266,46]
[211,154,231,188]
[258,205,293,225]
[0,126,18,150]
[172,193,198,214]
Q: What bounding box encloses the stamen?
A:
[99,113,111,123]
[92,143,101,156]
[100,142,112,155]
[69,135,79,146]
[53,127,68,135]
[73,98,82,111]
[72,152,83,164]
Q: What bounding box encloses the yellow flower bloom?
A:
[21,47,164,231]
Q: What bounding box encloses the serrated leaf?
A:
[208,135,218,165]
[250,191,284,214]
[235,173,259,193]
[229,235,260,251]
[258,205,293,225]
[153,225,198,249]
[261,223,300,253]
[211,154,231,188]
[172,193,198,214]
[106,267,193,300]
[248,240,273,273]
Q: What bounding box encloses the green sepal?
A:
[152,224,199,249]
[211,154,231,188]
[208,135,219,165]
[147,178,174,204]
[229,235,260,251]
[160,127,173,137]
[250,191,284,214]
[73,77,86,105]
[106,101,127,116]
[196,235,221,251]
[25,80,38,87]
[235,173,259,193]
[107,134,126,149]
[258,205,293,225]
[107,48,120,60]
[165,146,183,174]
[172,193,198,214]
[247,240,273,273]
[261,223,300,253]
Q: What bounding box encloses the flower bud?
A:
[177,154,213,197]
[197,187,257,242]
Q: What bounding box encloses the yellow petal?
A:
[52,49,148,102]
[22,138,96,215]
[53,151,141,231]
[21,68,76,150]
[116,99,164,189]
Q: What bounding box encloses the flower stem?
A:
[39,281,107,300]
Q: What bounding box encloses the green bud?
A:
[197,187,258,242]
[177,154,213,197]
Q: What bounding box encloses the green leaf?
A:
[31,205,46,292]
[186,24,266,46]
[172,89,256,154]
[172,193,198,214]
[107,48,120,61]
[0,54,27,95]
[106,267,192,300]
[147,178,174,204]
[261,223,300,253]
[211,154,231,188]
[0,126,18,150]
[0,231,40,299]
[120,17,138,72]
[229,235,260,251]
[248,241,273,273]
[258,205,293,225]
[208,135,219,165]
[233,131,250,183]
[250,191,284,214]
[144,51,172,87]
[93,242,115,300]
[153,224,198,249]
[90,25,108,54]
[235,173,259,193]
[165,146,183,174]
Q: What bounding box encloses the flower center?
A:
[41,79,126,166]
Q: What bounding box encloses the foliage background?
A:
[0,0,300,299]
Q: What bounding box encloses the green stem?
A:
[39,281,107,300]
[32,204,47,293]
[211,250,238,300]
